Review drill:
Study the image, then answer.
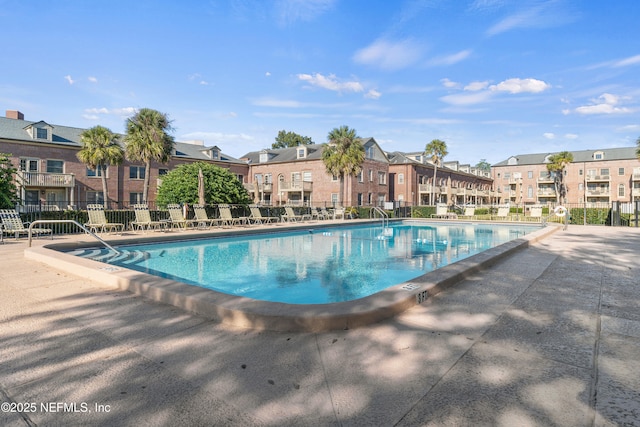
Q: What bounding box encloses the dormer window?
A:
[259,150,269,163]
[36,128,48,139]
[507,156,519,165]
[297,146,307,159]
[593,151,604,160]
[24,121,53,141]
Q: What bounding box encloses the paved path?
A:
[1,225,639,426]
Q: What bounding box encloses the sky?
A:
[2,0,639,166]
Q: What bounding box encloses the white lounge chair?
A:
[85,204,125,234]
[131,204,166,232]
[166,204,197,230]
[0,209,52,239]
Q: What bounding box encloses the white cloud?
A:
[490,78,551,94]
[275,0,336,25]
[181,131,254,143]
[574,93,633,115]
[265,72,271,77]
[84,107,137,118]
[253,98,303,108]
[486,2,576,36]
[441,78,460,89]
[88,76,98,83]
[353,38,423,71]
[613,54,640,67]
[65,75,75,85]
[464,81,489,91]
[440,91,494,106]
[543,132,555,139]
[565,133,578,139]
[364,89,381,99]
[428,50,471,66]
[297,73,364,93]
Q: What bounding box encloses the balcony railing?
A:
[18,172,75,188]
[537,176,554,183]
[586,175,610,182]
[586,189,610,196]
[244,183,274,193]
[279,181,313,192]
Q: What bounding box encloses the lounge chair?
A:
[131,204,166,232]
[491,206,511,221]
[248,205,277,224]
[0,209,52,239]
[281,206,310,222]
[193,204,221,229]
[85,204,125,234]
[310,207,327,220]
[526,206,543,222]
[332,207,345,220]
[218,204,249,227]
[320,207,332,219]
[166,204,197,230]
[431,203,457,219]
[458,206,476,220]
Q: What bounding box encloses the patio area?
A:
[1,224,639,426]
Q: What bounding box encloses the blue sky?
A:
[2,0,639,165]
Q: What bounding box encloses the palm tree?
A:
[77,125,124,209]
[124,108,175,203]
[546,151,574,205]
[322,125,365,206]
[636,136,640,159]
[424,139,448,205]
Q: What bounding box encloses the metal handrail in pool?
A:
[28,220,121,255]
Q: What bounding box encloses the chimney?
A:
[6,110,25,120]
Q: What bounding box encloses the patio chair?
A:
[491,206,511,221]
[281,206,311,222]
[320,207,332,219]
[218,204,249,227]
[85,204,125,234]
[431,203,457,219]
[248,205,277,224]
[192,204,221,229]
[526,206,543,222]
[166,204,198,230]
[131,204,166,232]
[0,209,52,239]
[458,206,476,220]
[310,207,328,220]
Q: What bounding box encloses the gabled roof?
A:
[0,116,243,164]
[493,147,639,166]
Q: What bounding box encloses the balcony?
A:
[537,176,554,183]
[18,172,75,188]
[418,184,444,194]
[244,182,274,193]
[279,181,313,192]
[586,188,610,197]
[537,189,556,197]
[632,173,640,181]
[586,175,610,182]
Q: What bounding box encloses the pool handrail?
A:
[28,219,121,255]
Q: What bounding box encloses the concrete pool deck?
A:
[1,223,639,425]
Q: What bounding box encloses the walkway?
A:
[0,225,638,426]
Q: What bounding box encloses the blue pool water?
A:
[69,222,540,304]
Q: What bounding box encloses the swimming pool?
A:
[67,221,541,305]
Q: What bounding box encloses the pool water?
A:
[69,222,540,304]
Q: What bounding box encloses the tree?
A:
[77,125,124,209]
[475,159,491,173]
[0,153,18,209]
[272,130,314,149]
[546,151,574,205]
[124,108,175,203]
[636,136,640,159]
[322,126,365,206]
[156,161,250,207]
[424,139,448,205]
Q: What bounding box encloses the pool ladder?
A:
[370,206,389,228]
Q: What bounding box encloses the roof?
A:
[493,147,639,166]
[0,116,244,164]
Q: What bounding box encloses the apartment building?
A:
[240,138,391,207]
[491,148,640,206]
[0,110,247,210]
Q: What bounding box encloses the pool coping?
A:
[24,220,561,332]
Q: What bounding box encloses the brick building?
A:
[491,148,640,206]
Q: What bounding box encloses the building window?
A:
[303,171,312,182]
[527,171,533,179]
[369,169,373,182]
[129,192,144,205]
[504,172,511,179]
[378,172,386,185]
[579,169,583,176]
[86,191,104,204]
[398,173,404,184]
[600,168,609,176]
[130,166,145,180]
[297,147,306,159]
[159,168,169,176]
[36,128,48,139]
[618,184,625,197]
[87,166,107,178]
[618,167,625,176]
[331,174,338,182]
[357,170,363,183]
[366,146,374,159]
[527,186,533,198]
[20,158,39,172]
[46,160,63,173]
[292,172,301,182]
[331,193,338,206]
